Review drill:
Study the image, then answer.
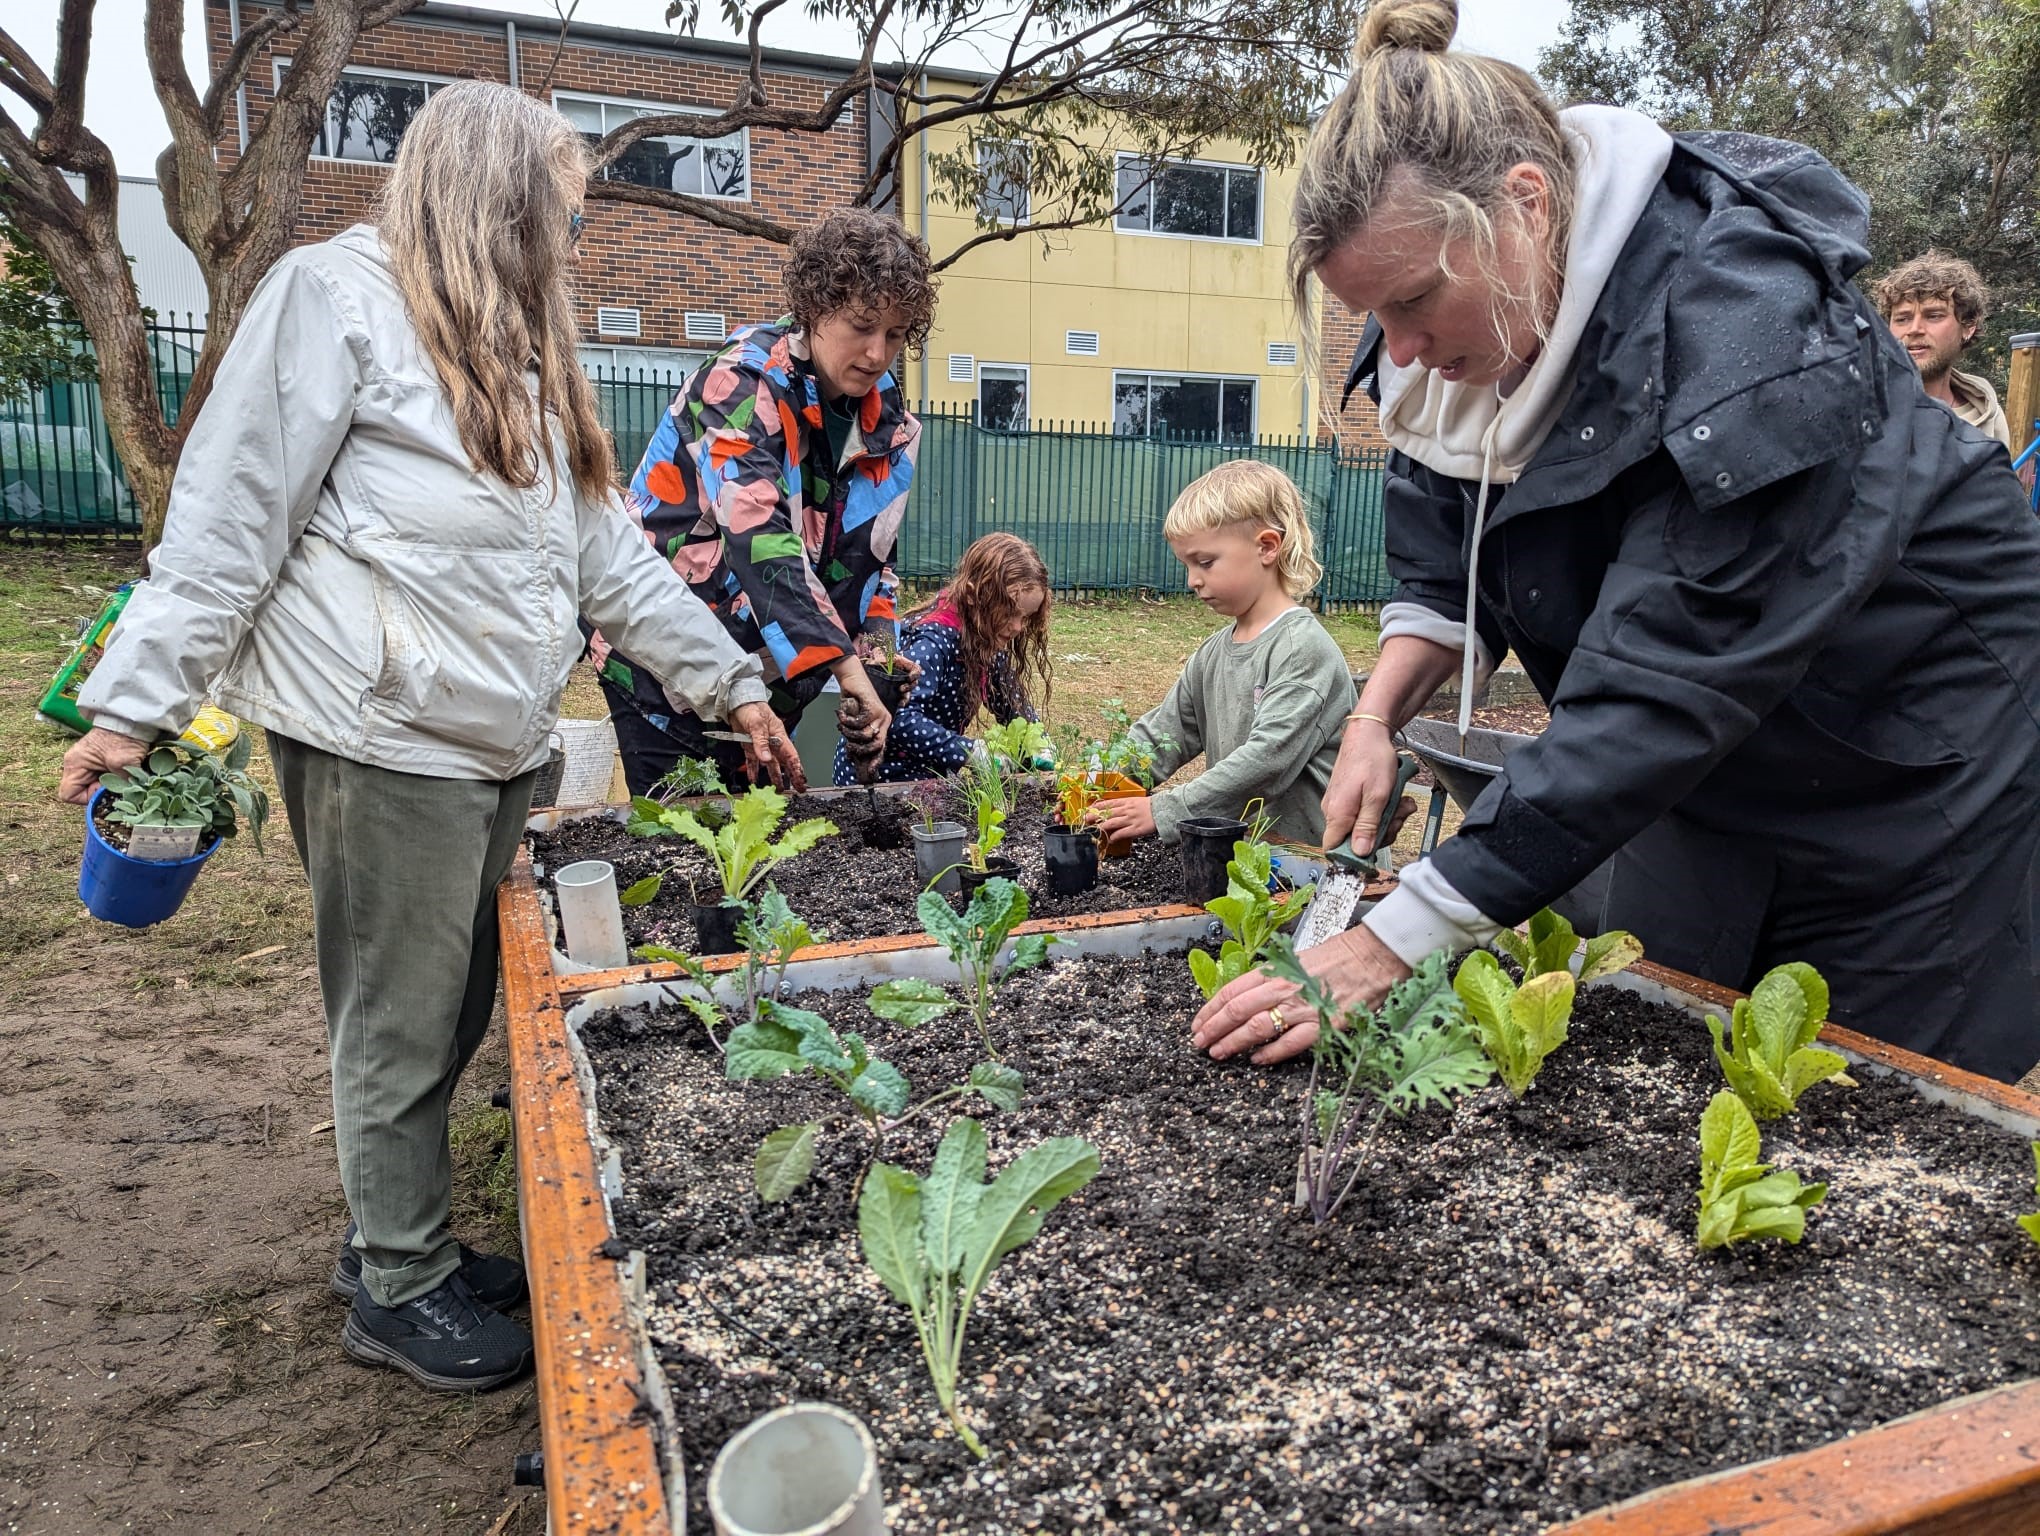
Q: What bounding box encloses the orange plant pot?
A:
[1059,769,1147,858]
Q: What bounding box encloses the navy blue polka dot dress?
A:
[831,613,1035,785]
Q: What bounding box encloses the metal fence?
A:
[6,326,1393,605]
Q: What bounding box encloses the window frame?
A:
[1110,368,1259,444]
[278,60,458,165]
[553,89,752,203]
[975,362,1031,432]
[1112,152,1264,244]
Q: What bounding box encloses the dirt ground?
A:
[0,544,544,1536]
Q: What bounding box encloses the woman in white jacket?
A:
[57,81,799,1391]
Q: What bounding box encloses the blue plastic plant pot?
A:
[78,787,221,929]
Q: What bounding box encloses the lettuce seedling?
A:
[621,784,835,907]
[978,718,1054,775]
[1708,962,1853,1120]
[2018,1144,2040,1248]
[897,878,1060,1057]
[1262,941,1492,1225]
[1453,910,1641,1096]
[1188,837,1315,1000]
[859,1117,1100,1456]
[1696,1089,1827,1249]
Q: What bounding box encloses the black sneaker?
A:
[341,1271,533,1392]
[329,1223,526,1310]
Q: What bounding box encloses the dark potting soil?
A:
[529,788,1195,951]
[577,955,2040,1535]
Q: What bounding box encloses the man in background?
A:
[1875,250,2015,453]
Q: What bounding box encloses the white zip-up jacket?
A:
[79,225,769,779]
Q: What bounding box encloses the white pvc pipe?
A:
[553,860,630,971]
[708,1402,884,1536]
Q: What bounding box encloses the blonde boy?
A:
[1091,461,1358,847]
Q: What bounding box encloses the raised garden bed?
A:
[510,892,2040,1535]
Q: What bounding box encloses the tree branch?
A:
[203,2,304,140]
[538,0,580,97]
[0,29,57,119]
[746,0,788,105]
[585,177,794,243]
[43,0,97,157]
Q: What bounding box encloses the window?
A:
[579,344,712,380]
[1112,372,1255,443]
[977,365,1029,432]
[284,63,450,164]
[557,93,749,200]
[977,140,1030,224]
[1114,155,1261,242]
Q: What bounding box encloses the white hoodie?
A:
[1365,105,1675,967]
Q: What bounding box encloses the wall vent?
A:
[1065,330,1101,356]
[948,353,977,382]
[595,307,643,338]
[684,311,727,342]
[1266,341,1299,367]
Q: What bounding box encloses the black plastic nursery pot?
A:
[957,857,1020,901]
[1177,815,1248,906]
[863,662,909,717]
[1041,825,1099,896]
[689,900,746,955]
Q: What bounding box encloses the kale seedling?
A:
[2020,1144,2040,1248]
[1696,1089,1827,1249]
[632,887,823,1044]
[1453,909,1642,1096]
[1708,961,1854,1120]
[878,878,1059,1057]
[621,784,835,907]
[859,1117,1100,1456]
[1262,940,1492,1225]
[1187,836,1315,1000]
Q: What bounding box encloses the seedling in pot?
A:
[1696,1089,1827,1249]
[632,887,825,1047]
[1708,961,1854,1121]
[1091,698,1172,791]
[954,750,1011,875]
[1262,940,1492,1226]
[893,878,1061,1058]
[1187,837,1314,1001]
[639,756,732,829]
[619,784,836,908]
[96,734,269,856]
[859,1117,1100,1457]
[725,999,1024,1203]
[1453,909,1642,1096]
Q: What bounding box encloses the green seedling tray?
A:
[37,584,132,736]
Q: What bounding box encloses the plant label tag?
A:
[128,825,202,861]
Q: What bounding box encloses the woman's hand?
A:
[59,727,151,806]
[834,662,892,765]
[729,702,806,791]
[1321,717,1411,853]
[1088,795,1155,843]
[1190,924,1412,1064]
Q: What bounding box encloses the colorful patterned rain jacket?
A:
[603,320,919,718]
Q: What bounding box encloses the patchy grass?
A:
[450,1100,521,1258]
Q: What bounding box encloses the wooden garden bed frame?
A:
[497,853,2040,1535]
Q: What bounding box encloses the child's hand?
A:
[1089,796,1156,843]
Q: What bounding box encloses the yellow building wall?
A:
[897,102,1316,437]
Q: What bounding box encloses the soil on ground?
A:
[529,787,1201,952]
[580,951,2040,1535]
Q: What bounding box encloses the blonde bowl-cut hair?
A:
[1288,0,1577,401]
[1164,460,1324,599]
[379,79,615,499]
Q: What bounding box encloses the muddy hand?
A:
[731,702,805,792]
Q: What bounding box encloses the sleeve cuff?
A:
[1362,857,1501,968]
[1148,787,1183,844]
[82,711,155,744]
[1379,600,1496,696]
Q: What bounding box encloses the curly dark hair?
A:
[1872,249,1989,341]
[783,208,938,355]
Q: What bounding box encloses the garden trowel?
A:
[1294,751,1420,951]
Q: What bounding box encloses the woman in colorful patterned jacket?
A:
[596,208,935,794]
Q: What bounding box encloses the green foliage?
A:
[1187,837,1314,1000]
[0,214,94,406]
[621,784,835,905]
[1262,942,1492,1225]
[629,888,823,1049]
[952,751,1010,872]
[858,1118,1100,1456]
[869,977,960,1028]
[97,734,269,854]
[1696,1090,1827,1250]
[1708,962,1853,1121]
[1087,698,1173,790]
[1458,911,1640,1096]
[2019,1143,2040,1248]
[978,718,1054,773]
[640,757,729,826]
[915,878,1060,1057]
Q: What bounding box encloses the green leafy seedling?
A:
[912,878,1061,1057]
[978,718,1053,774]
[1187,837,1314,1001]
[859,1118,1100,1456]
[1696,1089,1827,1249]
[98,733,270,854]
[621,784,835,907]
[1708,962,1854,1120]
[1492,907,1643,985]
[1453,912,1640,1096]
[2018,1144,2040,1248]
[1263,942,1492,1225]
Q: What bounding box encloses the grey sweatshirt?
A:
[1129,607,1357,844]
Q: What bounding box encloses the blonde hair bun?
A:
[1355,0,1459,61]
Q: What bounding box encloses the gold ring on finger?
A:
[1268,1006,1287,1036]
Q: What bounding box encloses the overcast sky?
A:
[10,0,1573,178]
